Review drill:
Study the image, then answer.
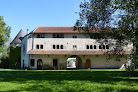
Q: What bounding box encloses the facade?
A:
[21,27,133,69]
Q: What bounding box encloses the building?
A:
[20,27,133,69]
[11,28,26,46]
[10,28,26,68]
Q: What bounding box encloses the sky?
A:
[0,0,84,40]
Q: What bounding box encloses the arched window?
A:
[40,45,43,49]
[103,45,105,49]
[86,45,89,49]
[61,45,63,49]
[57,45,59,49]
[36,45,39,49]
[90,45,93,49]
[94,45,96,49]
[53,45,55,49]
[99,45,102,49]
[73,45,77,49]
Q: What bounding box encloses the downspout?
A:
[32,32,34,50]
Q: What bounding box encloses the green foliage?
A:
[0,69,137,92]
[0,57,9,68]
[9,44,21,68]
[0,16,11,53]
[0,45,10,68]
[75,0,138,71]
[75,0,114,28]
[0,16,11,68]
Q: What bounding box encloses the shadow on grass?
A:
[0,70,138,92]
[0,70,138,82]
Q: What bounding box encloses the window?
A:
[30,59,35,66]
[106,45,109,49]
[60,34,64,38]
[103,45,105,49]
[94,45,96,49]
[40,45,43,49]
[73,45,77,49]
[53,34,64,38]
[99,45,106,49]
[99,45,102,49]
[57,34,60,38]
[57,45,59,49]
[53,45,55,49]
[36,45,39,49]
[86,45,89,49]
[90,45,93,49]
[37,34,45,38]
[53,45,64,49]
[37,34,40,38]
[19,36,23,40]
[73,36,77,38]
[53,34,56,38]
[41,34,45,38]
[61,45,63,49]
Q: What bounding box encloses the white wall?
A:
[28,38,133,51]
[21,33,132,69]
[28,54,129,69]
[21,36,30,68]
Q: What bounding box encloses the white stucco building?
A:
[20,27,133,69]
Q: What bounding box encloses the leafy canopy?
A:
[75,0,138,70]
[0,16,11,53]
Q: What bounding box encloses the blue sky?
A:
[0,0,84,39]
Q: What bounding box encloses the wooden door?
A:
[37,59,43,70]
[53,59,58,67]
[86,59,91,69]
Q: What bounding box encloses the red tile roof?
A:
[33,27,112,34]
[34,27,79,34]
[28,50,132,55]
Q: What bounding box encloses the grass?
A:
[0,69,138,92]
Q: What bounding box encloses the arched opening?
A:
[86,59,91,69]
[37,59,43,70]
[67,55,82,69]
[36,45,39,49]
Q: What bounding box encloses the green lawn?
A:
[0,69,138,92]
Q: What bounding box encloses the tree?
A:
[114,0,138,71]
[0,16,11,53]
[0,45,10,68]
[75,0,138,71]
[0,16,11,68]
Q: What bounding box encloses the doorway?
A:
[67,55,82,69]
[53,59,58,67]
[37,59,43,70]
[86,59,91,69]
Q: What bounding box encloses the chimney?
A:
[26,29,29,34]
